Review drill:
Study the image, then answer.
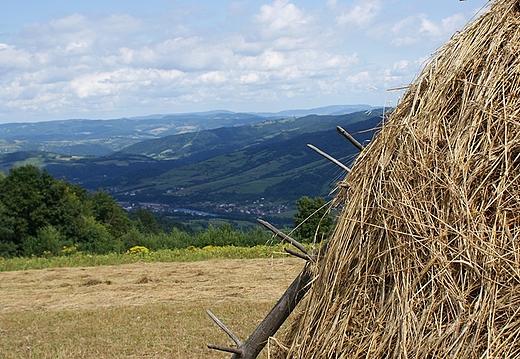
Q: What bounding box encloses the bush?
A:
[191,223,272,248]
[78,217,115,254]
[0,241,17,258]
[126,246,150,255]
[36,225,65,256]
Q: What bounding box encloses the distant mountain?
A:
[116,115,381,206]
[120,111,375,162]
[35,110,380,187]
[27,110,382,225]
[0,108,383,227]
[0,105,375,156]
[254,104,375,117]
[0,112,271,156]
[127,105,375,120]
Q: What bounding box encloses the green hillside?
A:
[120,111,375,162]
[114,115,380,205]
[0,106,375,156]
[1,110,383,227]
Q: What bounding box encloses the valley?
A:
[0,107,384,228]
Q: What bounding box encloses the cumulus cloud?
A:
[336,1,381,27]
[254,0,314,38]
[0,1,486,122]
[0,43,33,68]
[391,13,468,46]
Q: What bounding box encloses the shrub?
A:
[126,246,150,255]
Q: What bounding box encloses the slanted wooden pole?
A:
[207,219,319,358]
[336,126,365,152]
[257,218,312,261]
[206,265,312,358]
[307,144,351,172]
[207,309,244,355]
[232,263,313,359]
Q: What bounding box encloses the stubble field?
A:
[0,258,302,358]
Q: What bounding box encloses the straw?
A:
[273,1,520,357]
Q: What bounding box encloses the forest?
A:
[0,165,332,258]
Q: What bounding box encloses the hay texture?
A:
[277,1,520,357]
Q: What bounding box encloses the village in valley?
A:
[118,197,288,218]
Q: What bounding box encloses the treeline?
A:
[0,165,274,258]
[0,165,335,258]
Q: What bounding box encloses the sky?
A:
[0,0,490,123]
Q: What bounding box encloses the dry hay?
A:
[275,0,520,358]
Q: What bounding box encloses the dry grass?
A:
[275,0,520,358]
[0,258,302,358]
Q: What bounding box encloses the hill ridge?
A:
[1,110,383,227]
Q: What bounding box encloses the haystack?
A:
[275,1,520,357]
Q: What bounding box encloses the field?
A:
[0,257,303,358]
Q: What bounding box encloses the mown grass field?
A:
[0,248,303,358]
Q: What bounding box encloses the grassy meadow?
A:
[0,244,291,272]
[0,246,303,358]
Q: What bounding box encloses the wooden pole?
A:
[336,126,365,152]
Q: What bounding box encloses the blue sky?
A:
[0,0,489,123]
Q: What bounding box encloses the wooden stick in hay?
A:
[306,144,351,173]
[206,220,315,359]
[257,219,313,261]
[336,125,365,151]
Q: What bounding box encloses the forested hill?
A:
[0,105,375,156]
[42,111,383,221]
[0,110,384,227]
[119,111,378,163]
[114,114,382,204]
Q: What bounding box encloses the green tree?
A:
[0,165,135,256]
[22,225,64,256]
[0,165,45,251]
[90,190,132,239]
[32,171,84,244]
[133,208,162,235]
[293,196,334,242]
[0,200,17,256]
[37,225,64,255]
[0,166,82,255]
[79,216,115,254]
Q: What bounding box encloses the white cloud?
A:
[420,18,442,37]
[390,12,467,44]
[199,71,228,85]
[49,13,87,30]
[336,1,381,27]
[383,58,429,90]
[391,60,411,75]
[441,14,467,35]
[346,71,370,84]
[239,72,261,85]
[0,43,33,68]
[391,13,468,46]
[256,49,286,70]
[254,0,314,38]
[0,1,365,121]
[0,1,487,122]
